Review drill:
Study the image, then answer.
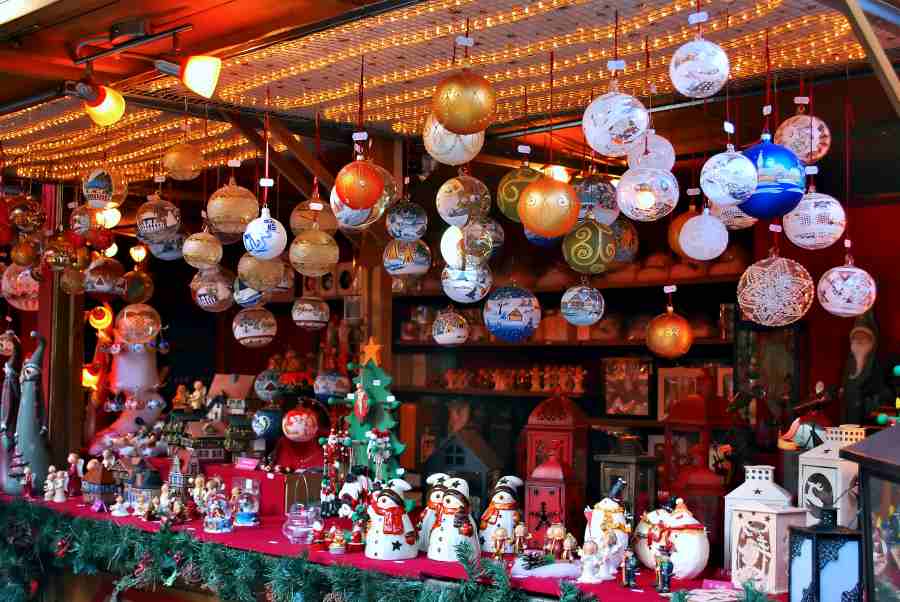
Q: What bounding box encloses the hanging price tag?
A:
[386,395,396,402]
[769,224,783,233]
[687,188,701,196]
[688,11,709,25]
[607,59,626,71]
[346,393,355,400]
[723,121,735,134]
[153,175,166,183]
[66,202,77,209]
[455,35,475,47]
[805,165,819,175]
[310,202,324,211]
[663,285,677,294]
[352,131,369,142]
[227,159,241,167]
[649,83,658,94]
[844,239,852,248]
[762,105,773,116]
[793,96,810,105]
[260,178,274,188]
[517,144,532,155]
[373,379,381,386]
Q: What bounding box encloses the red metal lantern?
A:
[334,160,384,210]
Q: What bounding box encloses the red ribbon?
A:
[763,29,772,133]
[646,523,706,551]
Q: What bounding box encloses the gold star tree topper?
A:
[359,336,383,366]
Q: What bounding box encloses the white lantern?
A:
[817,261,876,318]
[243,207,288,259]
[730,501,808,594]
[422,112,484,166]
[711,201,758,230]
[669,37,730,99]
[582,81,649,157]
[724,465,794,569]
[616,167,679,222]
[678,208,729,261]
[701,145,758,206]
[783,191,846,250]
[626,130,676,171]
[798,425,866,526]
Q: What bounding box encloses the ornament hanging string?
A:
[807,78,816,189]
[696,0,703,36]
[356,56,365,133]
[548,50,555,166]
[644,36,652,156]
[763,29,772,134]
[613,10,620,64]
[843,68,854,244]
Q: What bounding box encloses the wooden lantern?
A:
[524,446,582,547]
[730,501,808,594]
[521,392,589,488]
[594,434,658,527]
[798,424,865,526]
[788,507,862,602]
[724,465,794,568]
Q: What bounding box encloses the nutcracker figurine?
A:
[365,478,418,560]
[480,475,523,554]
[655,543,674,593]
[417,472,450,551]
[622,549,640,588]
[427,477,480,562]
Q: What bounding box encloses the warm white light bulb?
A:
[635,187,656,210]
[543,165,571,183]
[97,207,121,229]
[104,243,118,258]
[129,244,148,264]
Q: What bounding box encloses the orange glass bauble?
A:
[517,177,581,238]
[335,160,385,210]
[72,247,92,271]
[11,239,39,267]
[646,306,694,359]
[432,69,496,135]
[668,206,699,258]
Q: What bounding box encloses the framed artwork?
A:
[657,367,706,420]
[717,366,734,399]
[602,357,651,417]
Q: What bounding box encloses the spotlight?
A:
[155,55,221,98]
[77,83,126,127]
[543,165,571,183]
[97,207,121,229]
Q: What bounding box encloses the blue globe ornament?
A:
[524,227,562,247]
[483,285,541,343]
[561,285,605,326]
[739,134,805,219]
[386,202,428,241]
[252,406,284,441]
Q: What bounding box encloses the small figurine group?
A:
[42,466,68,503]
[442,366,585,395]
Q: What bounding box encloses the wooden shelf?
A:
[394,337,732,350]
[392,385,583,398]
[590,417,663,429]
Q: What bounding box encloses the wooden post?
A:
[839,0,900,116]
[267,117,335,188]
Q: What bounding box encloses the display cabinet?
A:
[788,507,862,602]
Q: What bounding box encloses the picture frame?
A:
[717,366,735,400]
[657,367,707,420]
[602,357,651,417]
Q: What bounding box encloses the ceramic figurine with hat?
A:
[418,472,450,551]
[512,521,532,554]
[479,475,523,553]
[365,478,418,560]
[583,478,631,582]
[622,549,640,587]
[655,543,675,593]
[427,476,480,562]
[490,527,510,560]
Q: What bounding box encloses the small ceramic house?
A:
[207,373,256,416]
[82,461,117,505]
[724,465,794,568]
[181,420,228,463]
[798,425,866,526]
[730,501,808,594]
[124,460,163,504]
[168,447,201,499]
[423,428,501,513]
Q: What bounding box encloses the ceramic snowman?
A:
[634,506,672,569]
[417,472,450,551]
[365,478,418,560]
[583,480,631,582]
[479,475,523,554]
[662,498,709,579]
[427,477,480,563]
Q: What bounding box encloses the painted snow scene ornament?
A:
[561,285,605,326]
[366,478,418,560]
[436,173,491,227]
[574,174,619,225]
[83,167,127,208]
[738,252,814,327]
[483,285,541,343]
[740,134,805,219]
[669,37,730,99]
[386,202,428,241]
[775,111,832,164]
[817,252,876,318]
[148,230,185,261]
[582,80,650,157]
[701,145,758,206]
[243,207,287,259]
[432,307,469,346]
[313,371,351,402]
[626,130,676,171]
[497,162,542,223]
[330,186,373,230]
[292,297,329,330]
[136,195,181,244]
[232,306,277,348]
[422,112,484,166]
[233,276,265,308]
[441,265,492,304]
[463,217,504,261]
[783,189,846,250]
[382,239,431,278]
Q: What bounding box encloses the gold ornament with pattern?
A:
[646,306,694,359]
[562,219,617,274]
[518,177,581,238]
[432,69,496,135]
[497,164,542,223]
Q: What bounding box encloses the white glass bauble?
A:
[710,202,757,230]
[386,202,428,241]
[561,285,605,326]
[678,208,729,261]
[700,145,758,206]
[190,267,235,313]
[135,195,181,243]
[626,130,676,171]
[737,254,814,327]
[616,167,679,222]
[292,297,330,330]
[432,307,470,346]
[582,82,650,157]
[232,306,277,348]
[574,174,619,225]
[463,217,504,263]
[440,226,466,269]
[817,261,876,317]
[422,112,484,166]
[783,190,846,250]
[669,37,730,99]
[441,265,492,303]
[243,207,288,259]
[382,239,432,278]
[436,174,491,226]
[775,113,832,164]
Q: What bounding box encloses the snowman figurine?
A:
[479,475,523,554]
[662,498,709,579]
[427,477,480,563]
[417,472,450,551]
[365,478,418,560]
[583,479,631,581]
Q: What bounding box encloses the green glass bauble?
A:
[496,164,542,223]
[562,219,617,274]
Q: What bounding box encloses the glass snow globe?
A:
[282,502,321,544]
[234,479,261,527]
[203,491,234,534]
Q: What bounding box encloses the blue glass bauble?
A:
[739,135,804,219]
[483,285,541,343]
[524,227,562,247]
[252,406,283,441]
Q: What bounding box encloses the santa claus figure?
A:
[365,478,418,560]
[479,475,523,554]
[417,472,449,551]
[427,477,480,563]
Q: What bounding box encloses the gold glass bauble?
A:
[289,228,339,277]
[207,176,259,237]
[7,196,45,232]
[518,177,581,238]
[562,219,617,274]
[11,239,40,267]
[232,306,277,348]
[60,266,86,295]
[290,190,338,235]
[646,306,694,359]
[42,233,75,272]
[182,231,223,270]
[668,206,699,258]
[497,163,542,223]
[237,253,284,292]
[121,269,154,304]
[190,267,235,312]
[163,141,203,181]
[432,69,496,135]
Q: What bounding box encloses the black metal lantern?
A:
[787,506,863,602]
[594,434,658,526]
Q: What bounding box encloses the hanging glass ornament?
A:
[739,134,805,219]
[72,246,91,271]
[136,195,181,243]
[182,231,223,270]
[783,188,846,250]
[582,80,650,157]
[464,217,504,261]
[440,225,466,269]
[518,177,580,238]
[116,303,161,345]
[120,268,154,304]
[431,307,470,346]
[574,173,620,225]
[386,201,428,241]
[563,219,617,274]
[678,208,729,261]
[737,251,814,326]
[243,207,288,259]
[710,202,757,230]
[335,160,385,210]
[69,205,100,238]
[191,267,235,312]
[292,297,330,330]
[330,185,372,229]
[647,305,694,358]
[60,266,85,295]
[234,276,266,308]
[422,112,484,166]
[42,232,75,272]
[668,206,699,258]
[207,176,259,239]
[617,167,679,222]
[497,162,542,223]
[775,112,832,164]
[290,187,338,235]
[626,130,676,171]
[7,196,45,233]
[147,229,185,261]
[238,253,285,292]
[84,257,124,301]
[436,173,491,227]
[432,69,496,134]
[163,141,203,181]
[441,264,492,303]
[669,37,730,99]
[82,167,128,208]
[289,228,339,277]
[232,306,277,348]
[1,264,38,311]
[11,238,39,268]
[561,284,605,326]
[609,216,639,267]
[382,239,432,278]
[700,145,758,206]
[483,285,541,343]
[524,227,562,247]
[817,248,876,318]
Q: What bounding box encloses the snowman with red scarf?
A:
[417,473,450,551]
[365,478,418,560]
[479,475,523,554]
[427,477,480,562]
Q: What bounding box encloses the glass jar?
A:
[282,503,321,544]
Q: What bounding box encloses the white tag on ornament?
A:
[844,239,852,248]
[687,188,701,196]
[723,121,735,134]
[769,224,783,233]
[347,393,355,400]
[455,35,475,47]
[267,473,274,480]
[352,131,369,142]
[762,105,773,116]
[794,96,810,105]
[649,83,658,94]
[607,59,626,71]
[310,202,324,211]
[201,210,208,219]
[153,175,166,183]
[227,159,242,168]
[805,165,819,175]
[67,202,77,209]
[260,178,274,188]
[517,144,532,155]
[664,285,677,293]
[387,395,396,402]
[373,379,381,386]
[688,11,709,25]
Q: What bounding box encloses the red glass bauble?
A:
[87,228,114,250]
[335,160,384,210]
[281,406,320,443]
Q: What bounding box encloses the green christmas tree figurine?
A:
[328,337,405,485]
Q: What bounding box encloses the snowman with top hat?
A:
[417,472,450,551]
[365,478,418,560]
[583,478,631,581]
[427,476,480,562]
[479,475,523,554]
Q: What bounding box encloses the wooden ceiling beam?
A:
[267,116,335,189]
[838,0,900,116]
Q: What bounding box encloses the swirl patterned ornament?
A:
[497,164,543,223]
[816,261,876,318]
[561,285,605,326]
[737,254,815,327]
[518,177,580,238]
[783,190,846,250]
[775,113,832,164]
[582,81,650,157]
[422,112,484,166]
[574,174,619,225]
[563,220,617,274]
[436,174,491,227]
[432,307,470,346]
[483,286,541,343]
[441,265,492,303]
[669,38,730,99]
[701,145,758,207]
